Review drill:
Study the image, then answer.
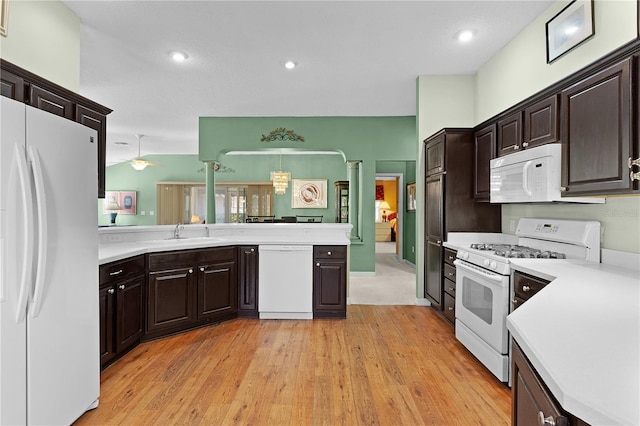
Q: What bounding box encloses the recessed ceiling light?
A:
[457,30,474,42]
[170,51,188,62]
[284,60,298,70]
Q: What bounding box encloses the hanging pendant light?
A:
[270,153,290,195]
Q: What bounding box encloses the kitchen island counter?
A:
[99,223,352,264]
[507,256,640,426]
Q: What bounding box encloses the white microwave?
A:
[489,144,604,204]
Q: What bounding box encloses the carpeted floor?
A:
[349,242,416,305]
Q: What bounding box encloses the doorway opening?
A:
[374,174,403,257]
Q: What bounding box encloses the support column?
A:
[205,162,217,223]
[347,161,361,241]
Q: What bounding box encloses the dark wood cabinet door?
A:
[116,274,144,353]
[313,259,347,318]
[512,343,569,426]
[474,124,496,200]
[238,246,259,317]
[561,58,636,195]
[147,267,196,333]
[99,285,116,367]
[425,238,442,309]
[29,85,74,119]
[197,260,238,320]
[497,111,523,156]
[425,174,443,241]
[76,105,107,198]
[425,133,445,176]
[524,94,559,149]
[0,68,24,101]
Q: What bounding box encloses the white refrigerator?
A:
[0,97,99,424]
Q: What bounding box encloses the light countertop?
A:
[507,259,640,425]
[99,223,352,264]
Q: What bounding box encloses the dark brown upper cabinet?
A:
[473,124,496,201]
[497,95,559,157]
[497,111,523,156]
[561,57,637,195]
[425,132,445,176]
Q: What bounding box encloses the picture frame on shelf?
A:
[546,0,594,64]
[406,182,416,212]
[292,179,327,208]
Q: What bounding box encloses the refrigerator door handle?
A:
[29,146,48,319]
[14,144,33,324]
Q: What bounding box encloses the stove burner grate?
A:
[470,243,566,259]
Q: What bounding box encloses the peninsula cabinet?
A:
[0,60,111,198]
[99,255,145,369]
[237,246,259,318]
[146,247,238,339]
[512,342,589,426]
[473,124,496,201]
[497,95,559,157]
[313,245,347,318]
[424,129,501,312]
[561,57,638,195]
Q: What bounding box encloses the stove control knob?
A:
[490,261,497,270]
[483,259,490,267]
[459,252,469,260]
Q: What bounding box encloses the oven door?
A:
[454,259,510,354]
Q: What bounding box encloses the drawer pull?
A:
[109,269,123,276]
[448,307,454,311]
[316,262,320,267]
[107,288,115,295]
[188,269,193,274]
[522,285,531,292]
[118,284,125,290]
[327,251,332,256]
[537,412,556,426]
[200,267,205,272]
[631,170,640,182]
[448,256,454,261]
[522,142,529,148]
[436,240,441,244]
[628,156,640,169]
[448,287,454,291]
[448,272,454,276]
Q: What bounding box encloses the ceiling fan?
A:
[130,134,160,171]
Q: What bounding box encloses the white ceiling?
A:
[62,0,554,166]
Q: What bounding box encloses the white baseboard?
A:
[350,271,376,276]
[415,298,431,306]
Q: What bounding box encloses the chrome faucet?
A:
[174,224,184,239]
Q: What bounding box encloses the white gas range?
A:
[444,218,601,382]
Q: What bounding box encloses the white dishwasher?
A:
[258,245,313,319]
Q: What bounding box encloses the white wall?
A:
[476,0,637,123]
[0,0,80,91]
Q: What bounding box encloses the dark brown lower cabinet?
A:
[512,342,589,426]
[425,238,443,309]
[313,245,347,318]
[146,247,238,339]
[238,246,259,318]
[99,255,145,369]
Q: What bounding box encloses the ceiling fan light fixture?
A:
[131,159,149,171]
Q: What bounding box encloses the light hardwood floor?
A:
[75,306,511,425]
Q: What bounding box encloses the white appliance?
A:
[258,245,313,319]
[450,218,601,382]
[490,143,604,204]
[0,97,99,424]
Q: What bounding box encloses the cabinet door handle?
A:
[436,240,441,244]
[316,262,320,267]
[327,251,332,256]
[514,145,520,150]
[188,269,193,274]
[631,170,640,182]
[448,307,454,311]
[107,288,115,294]
[118,284,125,290]
[109,269,123,276]
[448,256,454,261]
[629,156,640,169]
[448,272,454,276]
[200,267,205,272]
[537,412,556,426]
[522,285,530,292]
[251,248,255,252]
[560,186,568,192]
[522,142,529,148]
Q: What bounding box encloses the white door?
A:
[25,105,99,425]
[0,97,29,425]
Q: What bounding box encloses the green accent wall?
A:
[99,155,206,227]
[199,116,417,272]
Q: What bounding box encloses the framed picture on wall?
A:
[406,182,416,212]
[119,191,137,215]
[292,179,327,208]
[546,0,594,63]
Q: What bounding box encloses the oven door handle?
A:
[453,260,504,283]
